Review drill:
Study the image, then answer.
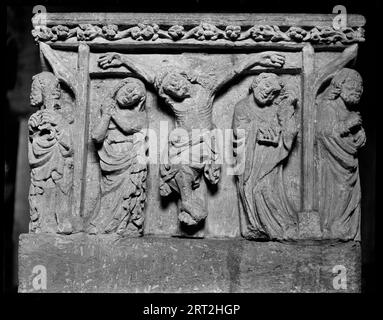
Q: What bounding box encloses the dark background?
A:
[4,0,377,293]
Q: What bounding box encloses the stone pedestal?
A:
[19,233,360,293]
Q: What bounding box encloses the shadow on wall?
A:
[5,6,40,293]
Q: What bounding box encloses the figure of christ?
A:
[28,72,76,234]
[98,52,285,227]
[316,68,365,241]
[88,78,148,236]
[233,73,299,240]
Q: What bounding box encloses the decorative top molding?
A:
[32,13,366,27]
[31,13,365,45]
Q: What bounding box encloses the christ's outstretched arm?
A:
[98,53,155,84]
[212,52,285,94]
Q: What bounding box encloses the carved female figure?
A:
[316,68,365,241]
[28,72,75,234]
[88,77,148,236]
[233,73,299,240]
[98,52,285,227]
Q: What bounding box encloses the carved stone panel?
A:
[26,13,366,241]
[20,12,369,293]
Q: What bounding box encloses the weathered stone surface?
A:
[33,12,366,29]
[19,233,360,293]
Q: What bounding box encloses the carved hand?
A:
[258,126,280,145]
[40,110,62,127]
[28,112,41,131]
[98,53,123,69]
[345,112,362,131]
[257,52,285,68]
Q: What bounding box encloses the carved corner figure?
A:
[98,51,285,228]
[28,72,76,234]
[316,68,365,241]
[233,73,299,240]
[88,77,148,236]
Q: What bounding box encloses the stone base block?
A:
[18,233,360,292]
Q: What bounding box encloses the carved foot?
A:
[178,211,197,226]
[242,230,269,241]
[117,223,143,237]
[178,199,207,226]
[159,181,172,197]
[57,218,73,235]
[86,221,109,235]
[297,211,322,240]
[322,224,355,241]
[86,225,99,235]
[283,225,299,240]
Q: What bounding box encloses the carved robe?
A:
[233,96,298,240]
[316,94,366,241]
[28,110,73,233]
[92,111,147,235]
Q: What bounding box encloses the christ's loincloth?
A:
[159,128,221,225]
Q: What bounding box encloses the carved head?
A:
[30,72,61,108]
[114,78,146,110]
[330,68,363,106]
[250,73,282,106]
[155,69,191,101]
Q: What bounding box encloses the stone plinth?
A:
[18,233,360,293]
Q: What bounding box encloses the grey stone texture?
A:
[19,233,360,293]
